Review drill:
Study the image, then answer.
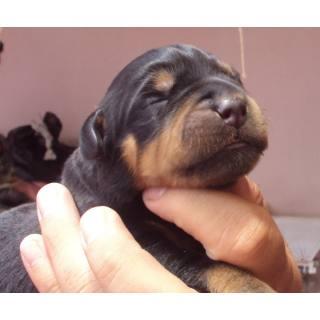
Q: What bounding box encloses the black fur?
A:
[0,44,269,292]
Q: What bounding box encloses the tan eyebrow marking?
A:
[217,60,235,75]
[153,69,175,93]
[121,134,139,174]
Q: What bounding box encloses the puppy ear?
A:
[80,109,107,159]
[43,112,62,140]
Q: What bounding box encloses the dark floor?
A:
[302,261,320,293]
[303,273,320,292]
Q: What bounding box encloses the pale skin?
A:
[19,177,303,293]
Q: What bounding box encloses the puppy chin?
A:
[177,143,263,188]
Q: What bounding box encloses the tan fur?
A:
[121,134,139,174]
[96,112,106,130]
[247,96,268,134]
[137,98,195,187]
[217,61,235,76]
[205,263,274,293]
[241,96,268,151]
[153,70,175,93]
[120,97,200,188]
[120,95,267,189]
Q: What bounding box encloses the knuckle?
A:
[44,282,61,293]
[93,251,127,290]
[69,271,100,293]
[230,214,271,258]
[88,243,142,291]
[55,266,98,292]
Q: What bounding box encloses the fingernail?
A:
[143,188,166,201]
[36,184,60,219]
[80,209,113,245]
[20,237,43,267]
[36,183,70,220]
[205,249,216,260]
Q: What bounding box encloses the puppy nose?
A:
[215,97,247,129]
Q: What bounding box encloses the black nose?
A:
[215,96,247,129]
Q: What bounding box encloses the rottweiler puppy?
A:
[0,44,273,292]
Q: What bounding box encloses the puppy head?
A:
[80,44,268,189]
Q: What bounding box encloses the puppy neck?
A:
[61,148,140,215]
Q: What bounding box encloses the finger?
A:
[143,187,272,260]
[80,206,194,293]
[225,176,267,207]
[36,183,100,292]
[219,177,301,291]
[142,187,287,289]
[20,234,60,292]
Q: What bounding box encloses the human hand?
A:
[143,177,302,292]
[20,183,194,292]
[20,178,302,292]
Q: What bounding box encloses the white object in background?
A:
[299,261,317,275]
[273,216,320,274]
[31,118,57,161]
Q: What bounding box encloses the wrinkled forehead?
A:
[108,45,241,93]
[140,46,240,84]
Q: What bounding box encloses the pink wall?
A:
[0,28,319,217]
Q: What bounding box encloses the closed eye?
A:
[200,92,213,102]
[145,94,168,106]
